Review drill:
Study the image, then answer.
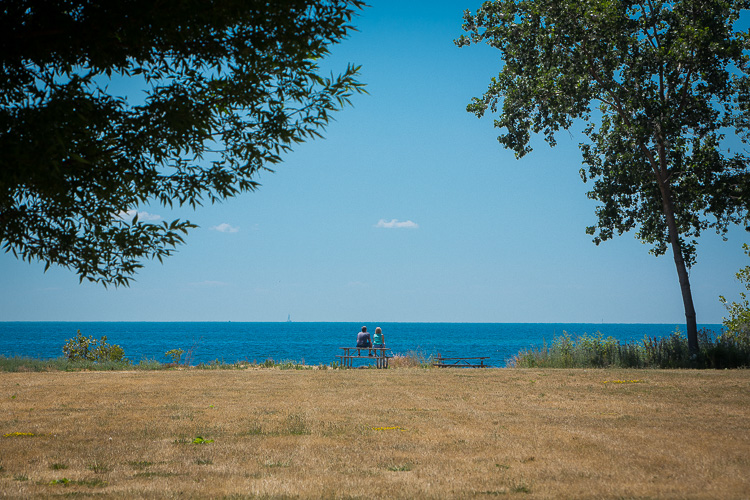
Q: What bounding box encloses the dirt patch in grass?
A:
[0,369,748,498]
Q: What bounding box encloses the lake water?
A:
[0,322,723,367]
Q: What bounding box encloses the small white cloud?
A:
[116,209,162,222]
[211,223,239,233]
[375,219,419,229]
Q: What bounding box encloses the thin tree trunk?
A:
[656,176,699,353]
[669,232,698,353]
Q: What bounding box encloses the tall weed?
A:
[509,328,750,369]
[390,350,434,368]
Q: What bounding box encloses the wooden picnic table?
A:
[433,353,490,368]
[337,347,392,369]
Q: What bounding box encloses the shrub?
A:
[62,330,125,363]
[165,349,184,364]
[719,244,750,350]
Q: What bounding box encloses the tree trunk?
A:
[669,233,698,353]
[656,176,699,353]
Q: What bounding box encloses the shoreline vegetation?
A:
[2,327,748,372]
[509,328,750,369]
[1,368,748,498]
[0,353,434,373]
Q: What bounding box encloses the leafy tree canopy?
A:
[458,0,750,351]
[0,0,366,286]
[720,243,750,347]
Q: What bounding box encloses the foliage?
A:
[457,0,750,352]
[0,353,455,372]
[0,355,325,372]
[248,358,314,370]
[135,358,167,370]
[62,330,125,362]
[510,331,620,368]
[509,329,750,368]
[0,355,148,372]
[195,358,230,369]
[164,349,184,364]
[0,356,64,372]
[0,0,366,286]
[719,244,750,349]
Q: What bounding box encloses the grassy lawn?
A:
[0,368,748,498]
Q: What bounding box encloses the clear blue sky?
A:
[1,0,747,324]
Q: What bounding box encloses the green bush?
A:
[165,349,184,364]
[719,244,750,351]
[62,330,125,363]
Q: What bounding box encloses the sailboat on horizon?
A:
[287,314,292,323]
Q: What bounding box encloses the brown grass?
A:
[0,368,748,499]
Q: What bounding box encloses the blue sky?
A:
[1,0,748,323]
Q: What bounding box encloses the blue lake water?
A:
[0,322,723,367]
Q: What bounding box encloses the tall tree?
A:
[0,0,365,286]
[457,0,750,352]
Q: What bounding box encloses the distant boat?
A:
[287,314,292,323]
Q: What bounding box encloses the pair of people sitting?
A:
[356,326,385,354]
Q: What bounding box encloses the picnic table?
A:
[337,347,392,369]
[432,353,490,368]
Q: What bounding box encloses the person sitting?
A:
[372,326,385,353]
[356,326,372,354]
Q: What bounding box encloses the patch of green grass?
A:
[241,424,265,436]
[511,484,531,494]
[0,356,65,372]
[254,359,313,370]
[127,461,153,470]
[49,463,68,470]
[284,412,310,435]
[194,458,213,465]
[49,476,107,487]
[0,355,330,372]
[134,471,182,478]
[135,358,166,370]
[13,474,28,482]
[0,355,168,372]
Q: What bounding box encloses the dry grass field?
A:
[0,368,748,499]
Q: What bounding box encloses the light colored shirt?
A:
[372,331,383,345]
